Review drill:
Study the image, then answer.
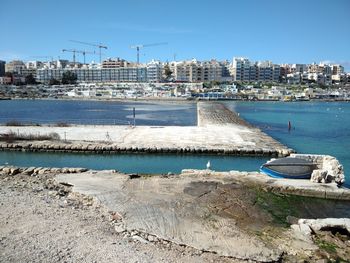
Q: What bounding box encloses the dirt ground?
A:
[0,173,244,263]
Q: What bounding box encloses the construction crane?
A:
[62,49,95,64]
[130,42,168,64]
[69,40,107,63]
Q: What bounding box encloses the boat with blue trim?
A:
[260,157,316,179]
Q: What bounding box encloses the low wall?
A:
[0,141,292,157]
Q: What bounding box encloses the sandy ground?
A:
[0,173,242,263]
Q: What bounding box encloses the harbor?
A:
[1,99,350,262]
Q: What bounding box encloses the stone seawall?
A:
[0,140,291,156]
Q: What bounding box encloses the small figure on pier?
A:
[206,160,211,170]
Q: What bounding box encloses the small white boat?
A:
[260,157,316,179]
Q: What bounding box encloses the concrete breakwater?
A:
[197,101,251,127]
[0,102,293,156]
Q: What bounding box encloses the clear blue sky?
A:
[1,0,349,70]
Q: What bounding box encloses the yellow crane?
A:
[69,40,108,64]
[130,42,168,64]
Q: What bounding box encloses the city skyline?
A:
[1,0,350,70]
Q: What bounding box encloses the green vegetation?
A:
[254,189,317,227]
[49,78,60,85]
[315,238,338,254]
[61,71,77,85]
[0,131,60,143]
[25,74,37,85]
[55,122,71,127]
[163,63,172,81]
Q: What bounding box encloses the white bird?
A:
[206,160,211,170]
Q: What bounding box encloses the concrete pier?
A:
[0,102,293,156]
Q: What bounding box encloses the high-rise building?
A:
[147,60,163,82]
[36,67,147,83]
[0,60,5,76]
[332,64,344,75]
[5,60,25,74]
[169,59,225,82]
[102,58,132,68]
[232,58,280,82]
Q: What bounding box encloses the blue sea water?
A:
[0,151,267,174]
[0,100,349,181]
[0,99,197,126]
[225,101,350,182]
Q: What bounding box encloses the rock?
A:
[2,167,11,175]
[23,167,36,175]
[33,167,43,175]
[38,168,49,174]
[61,168,70,173]
[114,224,126,233]
[147,235,158,242]
[299,218,350,233]
[110,212,123,221]
[128,174,140,179]
[131,235,149,244]
[10,167,21,176]
[68,168,77,173]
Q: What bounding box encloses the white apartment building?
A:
[231,58,280,82]
[169,59,227,82]
[147,60,163,82]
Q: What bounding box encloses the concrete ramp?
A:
[57,171,282,262]
[197,102,251,127]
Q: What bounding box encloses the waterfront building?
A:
[36,67,147,83]
[102,58,132,68]
[0,76,12,84]
[147,60,163,82]
[308,63,332,75]
[169,59,226,82]
[257,61,280,82]
[26,61,43,69]
[231,57,251,82]
[291,64,307,73]
[332,64,345,75]
[5,60,26,74]
[0,60,5,76]
[286,72,302,84]
[232,58,280,83]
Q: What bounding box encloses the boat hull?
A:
[260,166,312,179]
[260,157,316,179]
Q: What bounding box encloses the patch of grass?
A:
[5,120,41,126]
[253,189,310,227]
[315,238,338,254]
[55,122,71,127]
[0,131,61,142]
[5,120,25,126]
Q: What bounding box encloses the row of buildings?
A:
[0,57,349,85]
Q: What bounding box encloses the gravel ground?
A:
[0,174,242,263]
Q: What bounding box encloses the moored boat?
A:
[260,157,316,179]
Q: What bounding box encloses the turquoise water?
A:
[0,151,267,174]
[0,100,349,181]
[226,101,350,183]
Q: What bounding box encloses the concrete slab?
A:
[56,171,283,261]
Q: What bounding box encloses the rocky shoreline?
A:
[1,169,234,263]
[2,165,350,262]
